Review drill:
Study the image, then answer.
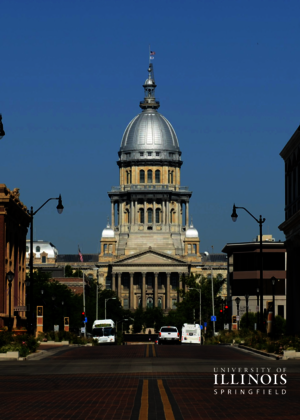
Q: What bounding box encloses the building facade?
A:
[222,235,286,326]
[0,185,30,328]
[279,125,300,334]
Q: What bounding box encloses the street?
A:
[1,344,299,419]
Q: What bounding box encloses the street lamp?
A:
[7,271,14,332]
[0,114,5,139]
[245,294,249,328]
[188,288,202,327]
[27,195,64,335]
[235,297,241,330]
[105,297,116,319]
[231,204,265,330]
[271,276,277,336]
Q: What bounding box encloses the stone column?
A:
[111,201,115,228]
[153,201,156,226]
[154,273,158,307]
[112,273,116,292]
[186,201,189,227]
[166,201,170,224]
[117,202,120,226]
[130,273,134,310]
[166,273,171,310]
[142,272,146,309]
[131,200,134,225]
[144,199,146,227]
[179,275,183,302]
[135,200,138,225]
[117,273,121,299]
[162,201,165,225]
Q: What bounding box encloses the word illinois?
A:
[214,374,287,386]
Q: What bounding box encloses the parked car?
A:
[158,326,180,344]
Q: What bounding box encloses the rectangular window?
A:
[278,305,284,318]
[42,256,46,263]
[148,152,152,156]
[156,152,160,156]
[140,152,144,157]
[123,298,129,310]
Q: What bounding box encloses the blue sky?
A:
[1,0,299,254]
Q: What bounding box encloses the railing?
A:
[110,185,190,192]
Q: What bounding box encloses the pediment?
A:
[114,249,188,266]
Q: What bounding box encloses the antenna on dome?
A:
[107,216,110,227]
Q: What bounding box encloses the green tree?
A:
[64,265,83,278]
[239,312,257,330]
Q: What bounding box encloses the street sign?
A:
[236,316,240,321]
[200,325,203,329]
[84,317,88,323]
[204,322,207,327]
[54,325,59,332]
[211,315,217,322]
[224,323,229,330]
[81,327,86,333]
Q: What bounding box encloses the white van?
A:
[181,323,201,344]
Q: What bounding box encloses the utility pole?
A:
[211,267,215,337]
[83,271,86,338]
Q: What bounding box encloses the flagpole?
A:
[149,45,150,64]
[83,270,86,338]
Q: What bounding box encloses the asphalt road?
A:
[1,344,299,419]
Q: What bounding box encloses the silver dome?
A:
[120,109,180,153]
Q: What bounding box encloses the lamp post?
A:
[52,295,56,331]
[235,297,241,330]
[188,287,202,327]
[231,204,265,331]
[0,114,5,139]
[245,294,249,328]
[105,297,116,319]
[271,276,277,337]
[7,271,14,332]
[27,195,64,335]
[256,287,259,330]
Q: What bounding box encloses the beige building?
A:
[95,63,226,310]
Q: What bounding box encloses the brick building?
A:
[0,184,30,328]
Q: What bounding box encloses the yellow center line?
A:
[146,344,149,357]
[157,379,175,420]
[152,343,156,357]
[138,379,148,420]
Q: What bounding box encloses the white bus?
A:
[92,319,116,344]
[181,323,201,344]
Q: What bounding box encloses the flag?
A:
[78,246,83,262]
[150,56,154,60]
[150,51,156,55]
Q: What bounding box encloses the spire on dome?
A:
[140,63,160,110]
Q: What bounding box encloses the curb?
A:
[237,344,281,360]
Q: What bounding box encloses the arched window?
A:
[147,208,153,223]
[36,246,40,252]
[158,297,162,309]
[217,274,223,280]
[147,297,153,309]
[140,170,145,183]
[42,256,46,263]
[155,170,160,183]
[126,171,131,184]
[168,171,174,184]
[170,210,175,224]
[147,170,153,183]
[140,208,144,223]
[155,208,160,223]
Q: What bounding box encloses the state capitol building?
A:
[26,62,227,311]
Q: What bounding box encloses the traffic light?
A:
[81,311,85,323]
[219,309,223,314]
[224,305,229,321]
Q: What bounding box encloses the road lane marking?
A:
[146,345,149,358]
[152,344,156,357]
[157,379,175,420]
[138,379,148,420]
